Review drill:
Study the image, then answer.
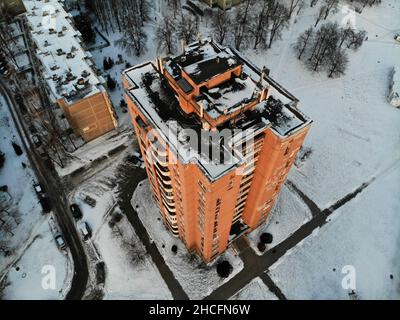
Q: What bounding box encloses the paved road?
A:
[0,78,89,300]
[116,162,189,300]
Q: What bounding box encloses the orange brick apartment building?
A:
[123,39,312,262]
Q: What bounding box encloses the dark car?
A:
[70,203,83,220]
[40,196,51,213]
[83,195,96,208]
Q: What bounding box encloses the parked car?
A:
[40,196,51,213]
[131,156,144,168]
[395,34,400,43]
[70,203,83,220]
[55,235,67,250]
[78,221,92,241]
[83,196,96,208]
[31,134,42,148]
[48,216,59,236]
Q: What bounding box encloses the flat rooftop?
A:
[125,62,242,180]
[124,50,311,180]
[182,51,242,85]
[164,39,300,123]
[22,0,103,104]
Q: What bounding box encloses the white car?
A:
[78,221,92,240]
[395,34,400,43]
[55,235,67,250]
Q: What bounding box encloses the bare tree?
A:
[268,2,290,48]
[156,15,177,54]
[323,0,339,20]
[295,21,365,78]
[288,0,304,18]
[294,27,314,59]
[232,0,254,50]
[212,9,231,45]
[169,0,182,19]
[338,25,355,48]
[327,48,348,77]
[346,30,367,49]
[116,10,147,56]
[310,0,320,7]
[251,0,272,49]
[314,5,327,27]
[93,0,150,33]
[0,22,19,68]
[177,14,199,45]
[308,22,340,71]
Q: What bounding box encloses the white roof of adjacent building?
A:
[22,0,103,104]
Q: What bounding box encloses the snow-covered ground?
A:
[70,148,171,299]
[0,95,72,299]
[269,164,400,300]
[248,185,312,255]
[1,220,73,300]
[133,180,244,300]
[230,277,278,300]
[95,212,172,300]
[246,1,400,209]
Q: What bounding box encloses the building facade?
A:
[123,39,312,263]
[22,0,117,142]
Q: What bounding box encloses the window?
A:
[198,180,206,192]
[284,146,290,156]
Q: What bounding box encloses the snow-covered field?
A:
[269,164,400,299]
[133,180,244,300]
[248,185,312,255]
[230,277,278,301]
[95,213,172,300]
[0,95,72,299]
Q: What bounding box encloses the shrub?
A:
[12,142,23,156]
[107,75,116,90]
[257,242,266,252]
[217,261,233,278]
[260,233,273,244]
